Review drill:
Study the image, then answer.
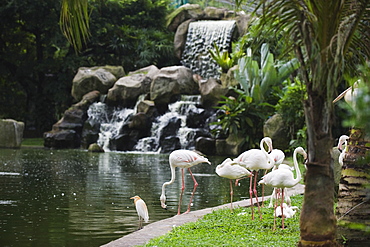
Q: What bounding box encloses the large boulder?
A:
[44,91,100,149]
[167,4,204,32]
[197,77,229,108]
[71,66,124,101]
[150,66,199,105]
[0,119,24,148]
[174,19,194,60]
[263,113,290,151]
[106,65,159,107]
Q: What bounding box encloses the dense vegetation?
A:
[0,0,176,136]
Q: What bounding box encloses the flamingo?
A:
[216,158,253,211]
[232,137,274,220]
[337,135,349,166]
[259,146,307,229]
[275,203,299,218]
[160,149,211,215]
[130,195,149,229]
[264,148,285,207]
[268,164,293,208]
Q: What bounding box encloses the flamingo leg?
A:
[178,168,185,215]
[273,188,279,231]
[261,170,268,207]
[253,170,262,219]
[184,168,198,214]
[249,174,254,220]
[229,179,234,212]
[281,188,285,229]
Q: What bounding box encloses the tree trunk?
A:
[298,89,339,246]
[336,128,370,246]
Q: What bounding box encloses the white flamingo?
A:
[265,148,285,207]
[160,149,211,215]
[232,137,274,219]
[216,158,253,211]
[275,203,299,218]
[268,164,293,208]
[259,146,307,229]
[337,135,349,166]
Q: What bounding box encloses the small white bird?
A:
[130,195,149,229]
[275,203,299,218]
[216,158,253,211]
[337,135,349,166]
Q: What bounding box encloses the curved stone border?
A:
[102,184,305,247]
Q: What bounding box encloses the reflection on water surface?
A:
[0,148,269,247]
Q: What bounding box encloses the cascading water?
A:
[181,20,236,79]
[87,102,134,152]
[134,95,207,153]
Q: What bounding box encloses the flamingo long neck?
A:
[293,149,302,183]
[260,139,268,157]
[161,163,176,197]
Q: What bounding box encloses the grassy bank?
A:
[21,138,44,147]
[142,195,303,247]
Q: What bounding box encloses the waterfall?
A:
[134,95,205,153]
[87,102,134,152]
[181,20,236,79]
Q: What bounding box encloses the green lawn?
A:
[21,138,44,147]
[142,195,303,247]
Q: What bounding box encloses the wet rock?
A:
[88,143,104,152]
[263,113,290,151]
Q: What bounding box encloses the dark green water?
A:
[0,148,270,247]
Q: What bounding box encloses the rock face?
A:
[150,66,199,105]
[0,119,24,148]
[72,66,125,101]
[263,114,290,151]
[44,91,100,149]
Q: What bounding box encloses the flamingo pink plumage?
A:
[160,149,211,215]
[216,158,253,211]
[259,146,307,229]
[232,137,274,219]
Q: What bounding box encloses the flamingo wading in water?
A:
[216,158,253,211]
[232,137,274,220]
[160,149,211,215]
[259,146,307,229]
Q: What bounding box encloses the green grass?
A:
[21,138,44,147]
[143,195,303,247]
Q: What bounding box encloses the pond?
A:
[0,148,270,247]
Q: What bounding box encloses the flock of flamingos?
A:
[130,134,349,231]
[130,80,357,230]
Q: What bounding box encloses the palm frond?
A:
[60,0,90,52]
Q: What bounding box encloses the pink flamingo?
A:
[259,146,307,229]
[232,137,274,219]
[216,158,253,211]
[160,149,211,215]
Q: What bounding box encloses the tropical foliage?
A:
[255,0,370,245]
[0,0,175,135]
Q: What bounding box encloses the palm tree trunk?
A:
[336,128,370,245]
[298,89,339,246]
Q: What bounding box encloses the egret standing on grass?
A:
[130,195,149,230]
[216,158,253,211]
[232,137,274,220]
[160,149,211,215]
[259,146,307,229]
